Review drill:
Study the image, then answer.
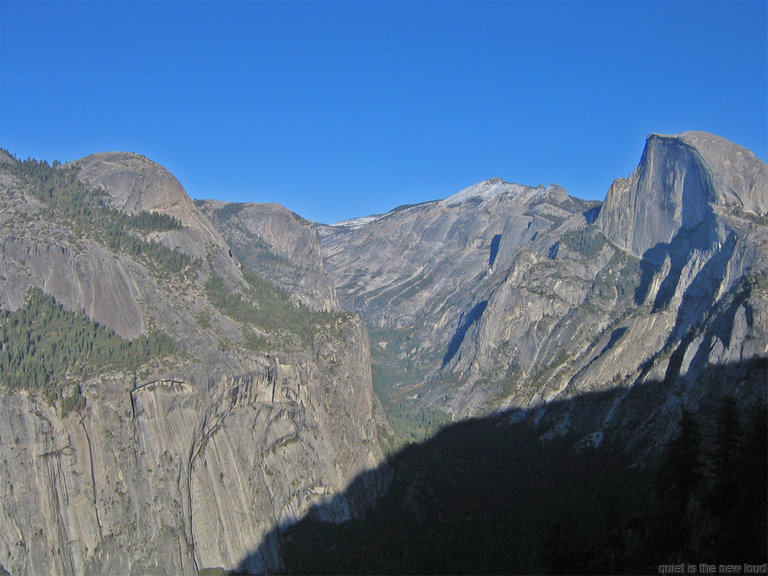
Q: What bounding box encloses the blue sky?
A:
[1,1,766,224]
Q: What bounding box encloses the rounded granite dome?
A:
[71,151,232,262]
[72,151,194,219]
[597,131,768,257]
[675,131,768,216]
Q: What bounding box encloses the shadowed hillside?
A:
[233,359,767,575]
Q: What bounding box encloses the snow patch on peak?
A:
[440,178,531,207]
[331,214,383,230]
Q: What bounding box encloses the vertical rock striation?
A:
[0,153,385,575]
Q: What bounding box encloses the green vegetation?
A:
[197,569,227,576]
[499,360,523,399]
[384,403,452,451]
[195,310,212,330]
[727,203,768,226]
[542,214,567,229]
[205,267,339,349]
[390,273,434,305]
[230,237,289,272]
[744,267,768,292]
[648,399,767,565]
[369,327,452,452]
[614,253,643,300]
[560,225,608,257]
[592,249,642,302]
[8,156,195,274]
[210,200,246,220]
[0,288,177,405]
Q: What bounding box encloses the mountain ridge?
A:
[319,130,767,447]
[0,130,765,574]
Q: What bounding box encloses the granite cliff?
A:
[321,131,767,450]
[196,199,340,313]
[0,130,765,575]
[0,152,385,575]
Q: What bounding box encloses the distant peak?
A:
[440,178,533,207]
[331,214,384,230]
[646,131,768,214]
[598,130,768,256]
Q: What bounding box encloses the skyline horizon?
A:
[2,1,765,224]
[1,127,763,224]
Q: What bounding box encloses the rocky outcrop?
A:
[0,325,382,575]
[320,180,592,329]
[74,153,211,230]
[0,154,385,575]
[596,131,768,258]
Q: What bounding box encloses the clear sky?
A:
[1,1,766,224]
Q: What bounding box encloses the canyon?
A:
[0,131,765,574]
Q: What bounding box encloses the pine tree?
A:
[730,404,768,561]
[705,396,742,558]
[653,408,703,561]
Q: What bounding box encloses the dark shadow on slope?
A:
[634,215,721,310]
[583,205,601,224]
[635,225,740,389]
[634,241,669,305]
[666,232,736,340]
[600,326,629,357]
[233,359,767,575]
[652,225,725,315]
[489,234,502,267]
[442,301,488,368]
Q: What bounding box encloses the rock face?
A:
[0,153,384,575]
[596,132,768,257]
[321,131,768,450]
[74,152,233,265]
[196,200,340,312]
[320,180,590,331]
[0,131,765,575]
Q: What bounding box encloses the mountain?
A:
[0,152,385,575]
[0,130,765,575]
[257,130,766,573]
[598,131,768,257]
[320,131,767,453]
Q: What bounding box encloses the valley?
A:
[0,131,765,574]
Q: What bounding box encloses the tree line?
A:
[205,268,342,350]
[0,288,177,406]
[7,156,195,274]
